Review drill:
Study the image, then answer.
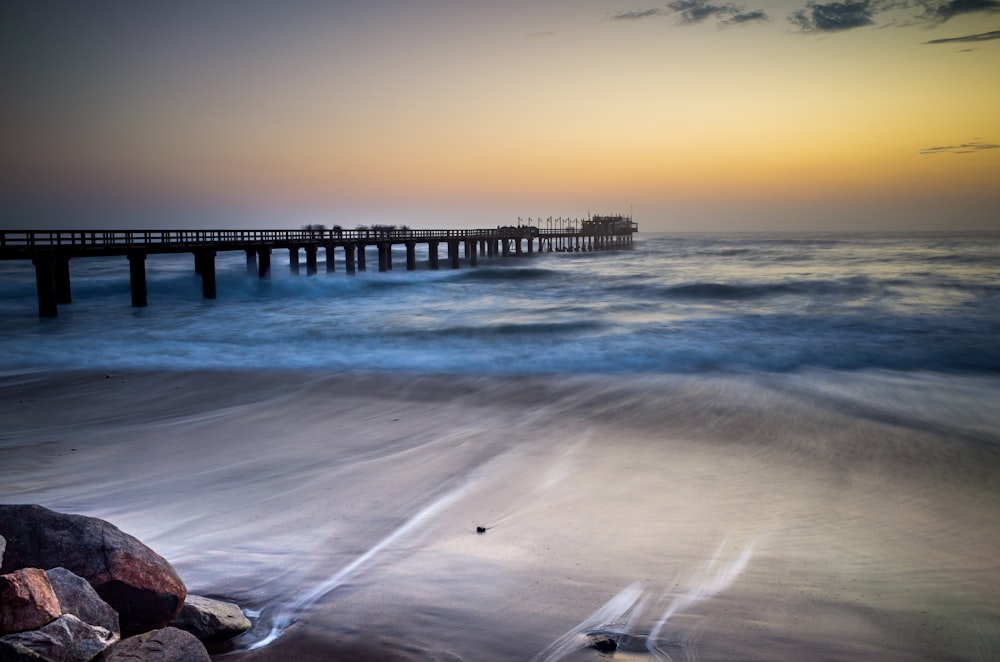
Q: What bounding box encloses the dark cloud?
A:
[789,0,875,32]
[919,141,1000,154]
[926,0,1000,20]
[611,8,667,20]
[723,9,770,23]
[924,28,1000,43]
[652,0,770,26]
[667,0,741,24]
[606,0,992,34]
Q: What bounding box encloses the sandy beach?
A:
[2,369,999,661]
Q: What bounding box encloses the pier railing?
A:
[0,227,545,254]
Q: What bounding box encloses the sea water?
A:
[1,232,999,374]
[2,231,999,661]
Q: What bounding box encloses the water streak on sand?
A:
[532,540,756,661]
[646,540,756,659]
[245,476,476,650]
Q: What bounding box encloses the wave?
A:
[446,266,557,282]
[390,319,608,340]
[636,277,881,302]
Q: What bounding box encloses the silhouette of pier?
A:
[1,216,637,317]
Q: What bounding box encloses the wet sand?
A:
[2,369,999,661]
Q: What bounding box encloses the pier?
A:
[0,216,637,317]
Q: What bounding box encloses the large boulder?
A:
[94,627,209,662]
[0,505,186,636]
[44,569,119,636]
[0,614,116,662]
[0,569,61,635]
[170,595,250,644]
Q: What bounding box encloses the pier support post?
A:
[527,236,534,255]
[194,253,202,275]
[515,238,523,256]
[257,248,271,278]
[406,242,416,270]
[305,246,318,276]
[128,251,147,308]
[466,240,478,266]
[428,241,439,270]
[378,243,388,272]
[387,243,393,270]
[289,246,300,274]
[358,244,367,271]
[346,244,357,274]
[198,250,216,299]
[326,244,336,273]
[448,240,460,269]
[245,249,257,275]
[55,255,72,304]
[32,253,58,317]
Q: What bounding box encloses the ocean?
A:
[2,231,999,661]
[2,232,999,374]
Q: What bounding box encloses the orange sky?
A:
[1,1,998,231]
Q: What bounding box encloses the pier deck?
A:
[1,217,637,317]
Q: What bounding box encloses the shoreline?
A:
[3,368,999,661]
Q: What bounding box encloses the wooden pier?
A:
[0,216,637,317]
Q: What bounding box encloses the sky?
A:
[1,1,998,232]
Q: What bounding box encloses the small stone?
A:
[0,568,61,635]
[95,627,210,662]
[0,614,116,662]
[170,595,250,644]
[476,527,486,534]
[44,568,119,635]
[590,634,618,652]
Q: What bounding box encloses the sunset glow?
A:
[2,1,998,230]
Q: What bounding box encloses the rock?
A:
[0,505,186,636]
[44,569,119,636]
[0,614,116,662]
[0,568,61,635]
[589,634,618,652]
[94,627,209,662]
[170,595,250,644]
[1,534,6,569]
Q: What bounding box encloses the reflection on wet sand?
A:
[2,369,999,661]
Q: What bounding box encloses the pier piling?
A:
[257,248,271,279]
[305,246,318,276]
[198,250,216,299]
[55,255,72,304]
[346,244,356,274]
[406,242,416,270]
[32,253,58,317]
[429,241,439,270]
[127,251,147,308]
